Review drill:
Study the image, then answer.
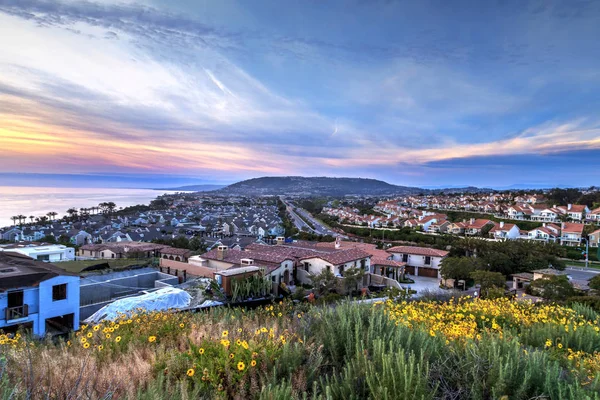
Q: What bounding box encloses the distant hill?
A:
[216,176,425,196]
[156,184,226,192]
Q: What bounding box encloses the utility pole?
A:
[585,236,589,269]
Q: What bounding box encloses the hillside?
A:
[2,299,599,398]
[155,184,226,192]
[217,176,424,196]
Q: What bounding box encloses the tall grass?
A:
[1,299,600,399]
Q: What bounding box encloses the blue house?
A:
[0,252,80,336]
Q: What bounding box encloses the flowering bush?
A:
[0,298,599,399]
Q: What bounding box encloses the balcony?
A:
[5,305,29,321]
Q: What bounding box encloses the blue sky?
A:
[0,0,599,188]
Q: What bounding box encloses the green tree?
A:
[341,266,364,294]
[440,257,480,281]
[470,270,506,298]
[188,236,205,252]
[41,234,57,243]
[311,268,337,296]
[589,275,600,291]
[528,275,575,301]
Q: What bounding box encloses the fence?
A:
[159,258,216,279]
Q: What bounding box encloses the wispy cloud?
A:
[0,0,599,185]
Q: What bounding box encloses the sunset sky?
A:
[0,0,599,188]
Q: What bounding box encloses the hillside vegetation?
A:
[1,298,600,399]
[218,176,422,196]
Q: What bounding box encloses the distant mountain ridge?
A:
[156,184,226,192]
[216,176,424,196]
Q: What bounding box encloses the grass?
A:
[1,298,600,399]
[565,260,600,269]
[54,258,153,273]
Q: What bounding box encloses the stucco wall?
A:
[160,258,216,278]
[37,275,81,335]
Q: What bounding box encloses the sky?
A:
[0,0,599,188]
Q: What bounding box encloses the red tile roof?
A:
[386,246,449,257]
[300,248,371,265]
[562,222,584,234]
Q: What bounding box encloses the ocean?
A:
[0,186,181,229]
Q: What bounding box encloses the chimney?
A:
[276,236,285,245]
[543,223,546,227]
[335,236,341,249]
[568,204,572,211]
[470,218,475,225]
[217,245,227,260]
[561,222,566,230]
[500,221,504,229]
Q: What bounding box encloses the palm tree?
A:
[66,208,78,220]
[39,216,49,226]
[16,215,26,227]
[46,211,57,221]
[106,202,117,214]
[29,215,35,224]
[11,216,18,226]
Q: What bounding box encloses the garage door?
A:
[404,266,415,275]
[418,267,439,278]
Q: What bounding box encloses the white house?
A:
[589,229,600,248]
[557,204,590,222]
[531,208,561,223]
[0,252,80,336]
[0,243,75,262]
[525,225,560,243]
[489,222,521,240]
[387,246,449,278]
[299,249,371,278]
[586,207,600,223]
[561,222,584,247]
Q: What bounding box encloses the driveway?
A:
[403,276,442,294]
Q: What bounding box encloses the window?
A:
[424,256,431,265]
[402,254,408,263]
[37,254,50,261]
[52,284,67,301]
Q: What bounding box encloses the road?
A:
[280,197,345,237]
[565,266,600,281]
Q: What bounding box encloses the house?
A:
[428,220,451,234]
[70,231,93,246]
[298,249,371,283]
[511,268,566,290]
[387,246,449,278]
[0,243,75,262]
[586,207,600,223]
[0,252,80,336]
[530,207,561,223]
[525,224,560,243]
[78,242,167,259]
[556,204,590,222]
[560,222,584,247]
[464,219,495,236]
[158,247,192,262]
[589,229,600,248]
[1,228,22,242]
[488,222,520,240]
[506,206,531,220]
[197,245,296,286]
[446,221,467,235]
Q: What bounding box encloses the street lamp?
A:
[581,236,590,270]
